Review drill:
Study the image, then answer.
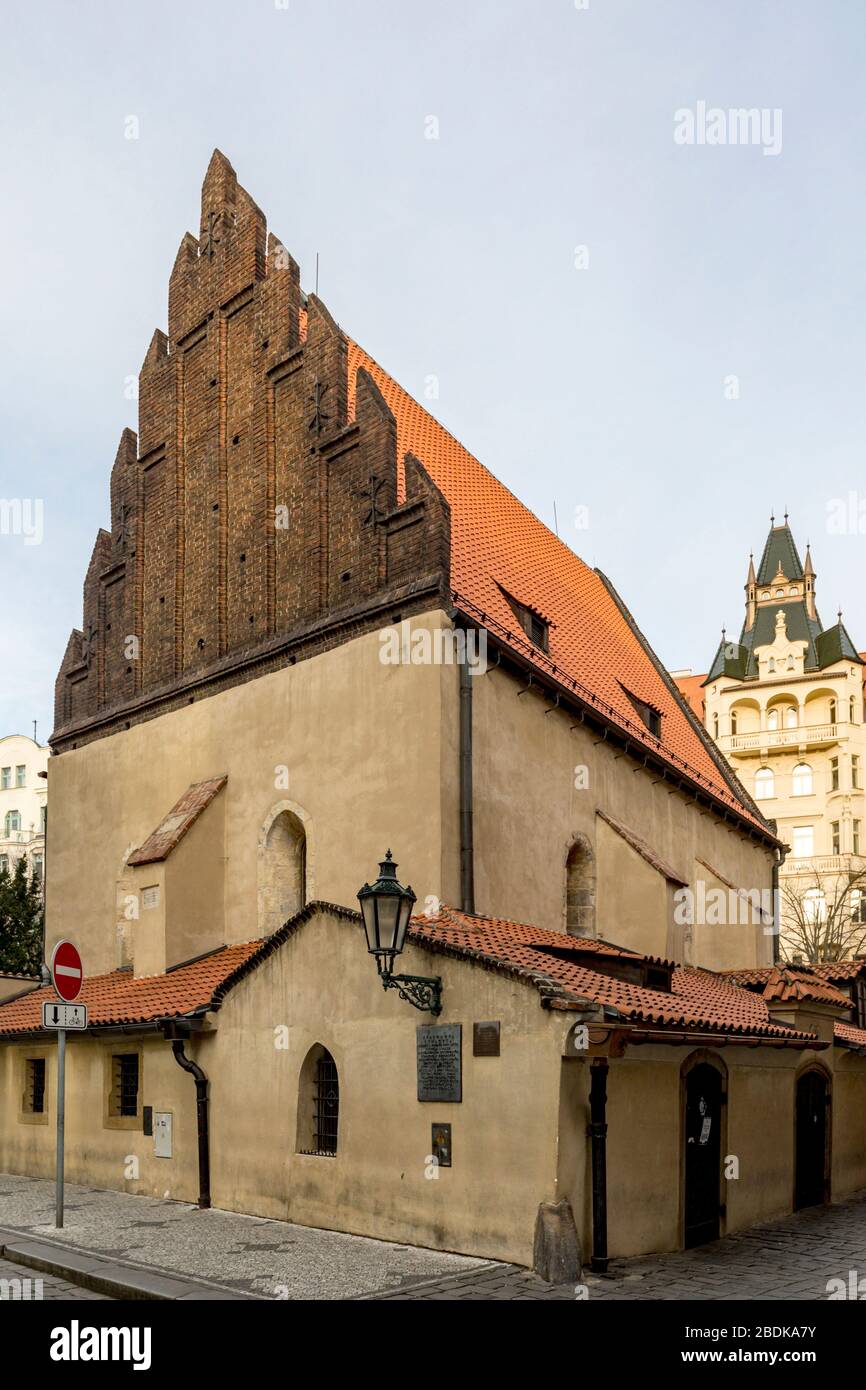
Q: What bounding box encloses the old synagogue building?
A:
[2,156,866,1275]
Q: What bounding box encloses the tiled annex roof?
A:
[127,777,226,867]
[345,341,772,841]
[410,907,819,1043]
[0,905,847,1048]
[0,940,260,1037]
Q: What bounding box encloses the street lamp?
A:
[358,850,442,1015]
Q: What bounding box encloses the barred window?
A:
[296,1044,339,1157]
[110,1054,139,1118]
[24,1058,46,1114]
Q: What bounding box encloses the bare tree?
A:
[781,866,866,963]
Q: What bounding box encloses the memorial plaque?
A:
[473,1020,501,1056]
[416,1023,462,1103]
[431,1123,452,1168]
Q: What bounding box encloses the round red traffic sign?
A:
[51,940,84,1003]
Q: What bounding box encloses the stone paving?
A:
[2,1171,865,1301]
[368,1190,866,1300]
[0,1173,488,1300]
[0,1253,109,1301]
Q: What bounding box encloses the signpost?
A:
[47,940,85,1228]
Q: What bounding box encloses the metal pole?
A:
[55,1027,66,1228]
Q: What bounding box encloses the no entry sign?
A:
[50,940,83,1003]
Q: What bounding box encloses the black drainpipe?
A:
[459,651,475,913]
[768,820,786,965]
[168,1034,211,1209]
[588,1058,609,1273]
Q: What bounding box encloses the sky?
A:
[2,0,866,740]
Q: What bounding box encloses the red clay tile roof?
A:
[127,777,227,867]
[834,1020,866,1050]
[808,960,866,982]
[345,342,772,840]
[411,906,817,1042]
[0,940,261,1036]
[760,966,851,1009]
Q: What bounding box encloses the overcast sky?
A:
[2,0,866,740]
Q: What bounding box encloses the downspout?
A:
[588,1058,609,1273]
[769,819,787,965]
[169,1037,211,1209]
[459,649,475,913]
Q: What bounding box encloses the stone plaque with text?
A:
[416,1023,462,1102]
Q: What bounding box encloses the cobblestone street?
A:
[367,1191,866,1300]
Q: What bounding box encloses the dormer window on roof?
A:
[499,587,549,653]
[621,686,662,739]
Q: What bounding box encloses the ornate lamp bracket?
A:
[380,970,442,1016]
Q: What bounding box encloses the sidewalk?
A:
[0,1173,490,1300]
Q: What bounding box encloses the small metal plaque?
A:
[416,1023,462,1103]
[473,1020,500,1056]
[431,1123,452,1168]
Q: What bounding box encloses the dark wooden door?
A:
[684,1063,722,1249]
[795,1071,828,1210]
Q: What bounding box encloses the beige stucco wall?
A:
[46,614,461,978]
[472,662,775,968]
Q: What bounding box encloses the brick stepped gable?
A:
[53,151,451,749]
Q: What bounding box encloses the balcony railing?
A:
[781,854,866,876]
[721,722,842,754]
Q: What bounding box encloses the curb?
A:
[0,1229,263,1301]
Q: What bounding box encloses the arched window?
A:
[296,1044,339,1156]
[768,659,776,674]
[792,763,813,796]
[566,836,596,936]
[4,810,21,837]
[712,713,719,738]
[755,767,774,800]
[785,707,798,728]
[767,709,779,731]
[259,807,306,935]
[850,696,856,724]
[730,711,738,735]
[829,698,837,724]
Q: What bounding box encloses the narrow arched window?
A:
[767,710,779,731]
[785,707,798,728]
[296,1044,339,1156]
[792,763,813,796]
[829,698,837,724]
[566,837,596,937]
[712,713,719,738]
[730,711,738,735]
[850,696,856,724]
[755,767,774,800]
[260,809,306,935]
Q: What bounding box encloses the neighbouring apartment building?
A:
[0,734,47,885]
[2,157,866,1275]
[674,518,866,963]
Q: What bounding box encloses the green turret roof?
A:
[756,522,804,585]
[703,521,862,685]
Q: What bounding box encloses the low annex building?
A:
[2,904,866,1267]
[5,151,862,1271]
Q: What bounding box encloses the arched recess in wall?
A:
[565,833,596,937]
[296,1042,340,1156]
[258,800,312,936]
